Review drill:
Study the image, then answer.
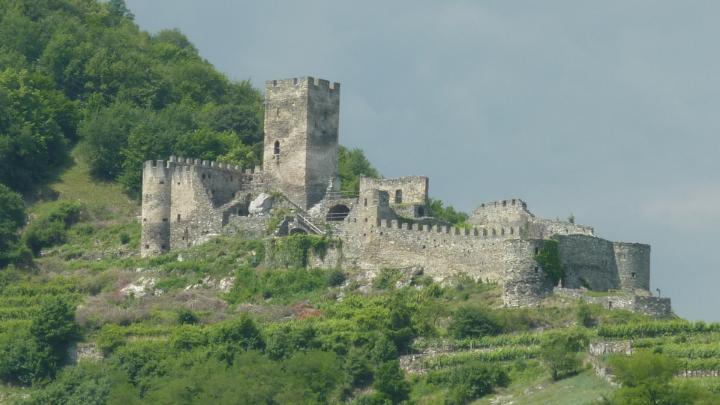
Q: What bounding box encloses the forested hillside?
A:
[2,1,720,404]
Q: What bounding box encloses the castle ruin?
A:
[140,76,671,316]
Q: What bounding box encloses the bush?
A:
[441,363,509,404]
[373,360,410,404]
[540,330,588,381]
[607,351,720,404]
[449,306,502,339]
[576,302,595,327]
[176,308,199,325]
[23,201,83,255]
[0,184,27,267]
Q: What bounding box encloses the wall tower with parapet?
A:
[263,77,340,209]
[140,157,267,257]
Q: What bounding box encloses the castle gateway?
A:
[140,76,669,315]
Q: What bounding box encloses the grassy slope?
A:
[475,368,613,405]
[9,157,720,403]
[29,148,138,219]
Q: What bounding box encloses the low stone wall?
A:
[553,288,671,318]
[589,340,633,356]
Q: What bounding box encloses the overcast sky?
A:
[126,0,720,321]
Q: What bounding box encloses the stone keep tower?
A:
[263,77,340,209]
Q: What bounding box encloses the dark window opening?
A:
[608,301,613,309]
[144,244,149,249]
[417,206,425,217]
[364,218,368,223]
[326,204,351,221]
[177,214,181,221]
[159,180,164,184]
[631,272,637,279]
[274,140,280,157]
[161,244,167,250]
[364,198,368,207]
[162,218,167,222]
[534,266,539,273]
[534,247,539,255]
[202,174,206,179]
[395,189,403,204]
[142,218,147,222]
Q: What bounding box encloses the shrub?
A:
[535,239,563,286]
[23,201,83,255]
[373,360,410,404]
[176,308,199,325]
[540,330,588,381]
[327,269,346,287]
[372,268,402,290]
[576,302,595,327]
[440,363,509,404]
[96,324,127,355]
[449,306,502,339]
[0,184,27,267]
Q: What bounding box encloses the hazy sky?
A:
[125,0,720,321]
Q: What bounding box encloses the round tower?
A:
[140,160,172,257]
[613,242,650,291]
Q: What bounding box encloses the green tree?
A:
[448,306,502,339]
[79,102,141,180]
[374,360,410,404]
[0,184,29,266]
[540,330,587,381]
[338,146,380,195]
[0,69,76,193]
[427,198,469,225]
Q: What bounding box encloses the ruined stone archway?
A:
[326,204,351,221]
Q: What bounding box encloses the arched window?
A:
[273,141,280,157]
[326,204,351,221]
[395,189,402,204]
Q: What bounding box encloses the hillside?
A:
[1,1,720,404]
[0,161,718,404]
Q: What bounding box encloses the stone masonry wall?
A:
[338,213,551,305]
[360,176,429,205]
[142,157,269,256]
[555,235,621,291]
[263,77,339,209]
[306,78,340,208]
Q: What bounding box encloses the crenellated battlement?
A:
[139,74,662,314]
[266,76,340,91]
[376,218,522,240]
[144,157,263,176]
[476,198,529,211]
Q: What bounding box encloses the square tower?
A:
[263,77,340,209]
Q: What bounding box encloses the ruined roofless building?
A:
[140,76,671,316]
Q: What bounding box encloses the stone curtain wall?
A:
[468,199,594,240]
[339,216,552,306]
